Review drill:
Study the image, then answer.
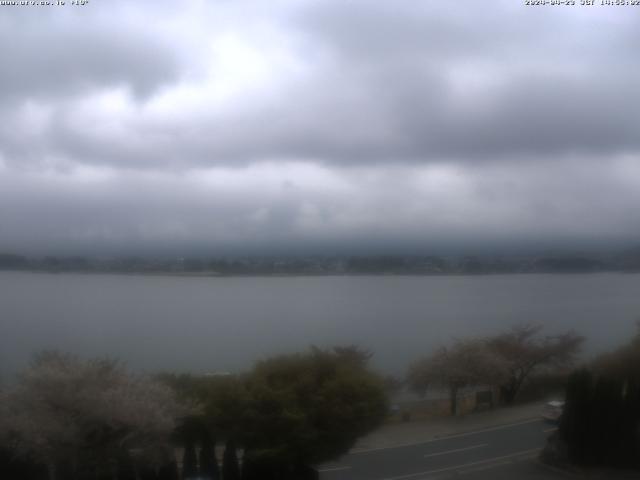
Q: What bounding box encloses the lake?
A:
[1,271,639,379]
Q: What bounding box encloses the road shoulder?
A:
[351,401,546,453]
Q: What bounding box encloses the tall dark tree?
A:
[588,376,624,465]
[138,463,158,480]
[0,448,47,480]
[559,364,640,468]
[115,449,136,480]
[182,441,198,479]
[590,323,640,467]
[198,433,219,480]
[156,449,179,480]
[560,368,593,464]
[157,459,179,480]
[622,378,640,467]
[240,451,276,480]
[222,439,240,480]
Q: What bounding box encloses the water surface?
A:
[1,271,638,379]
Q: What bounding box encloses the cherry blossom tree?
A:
[0,352,191,480]
[487,324,583,404]
[408,339,508,415]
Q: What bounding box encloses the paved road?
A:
[319,419,560,480]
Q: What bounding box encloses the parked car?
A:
[542,400,564,423]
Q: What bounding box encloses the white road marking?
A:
[423,443,488,458]
[380,448,541,480]
[349,418,541,455]
[429,418,541,442]
[318,466,352,473]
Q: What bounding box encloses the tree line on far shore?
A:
[4,251,640,275]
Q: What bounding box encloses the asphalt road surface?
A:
[318,419,560,480]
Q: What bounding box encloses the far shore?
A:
[2,268,639,279]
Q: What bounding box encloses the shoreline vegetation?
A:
[1,347,389,480]
[1,250,640,277]
[2,326,637,478]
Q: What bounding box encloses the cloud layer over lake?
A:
[1,0,639,254]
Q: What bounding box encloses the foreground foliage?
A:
[556,326,640,469]
[161,346,388,479]
[241,347,388,472]
[0,352,189,480]
[1,346,389,479]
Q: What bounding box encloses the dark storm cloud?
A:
[288,0,640,162]
[0,1,639,254]
[1,0,639,170]
[0,1,635,170]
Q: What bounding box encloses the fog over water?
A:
[2,271,638,379]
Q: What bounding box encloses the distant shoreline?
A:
[2,251,639,277]
[1,268,638,279]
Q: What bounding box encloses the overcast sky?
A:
[1,0,639,256]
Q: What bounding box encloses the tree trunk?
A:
[501,384,517,404]
[450,385,459,416]
[502,373,527,404]
[47,462,56,480]
[223,439,240,480]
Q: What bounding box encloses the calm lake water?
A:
[1,271,639,379]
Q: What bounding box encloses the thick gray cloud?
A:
[1,157,638,254]
[286,0,640,162]
[0,0,639,253]
[2,0,640,168]
[0,5,181,103]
